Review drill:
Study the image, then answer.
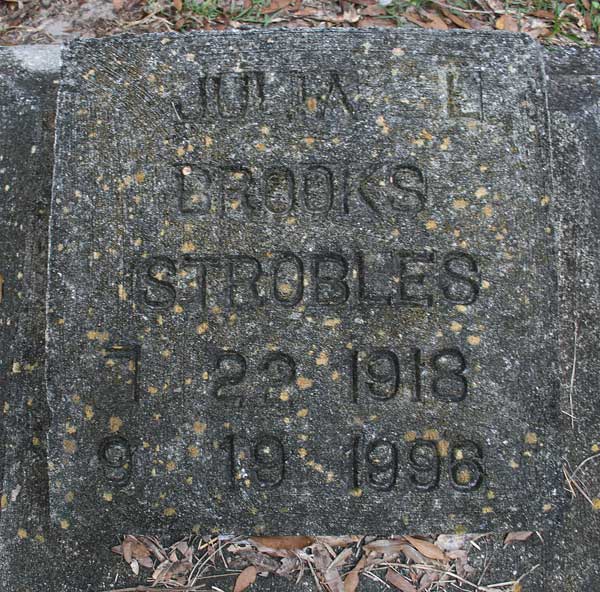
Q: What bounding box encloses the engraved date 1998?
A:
[221,434,484,493]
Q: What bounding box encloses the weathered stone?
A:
[544,47,600,590]
[0,45,60,590]
[0,45,147,592]
[46,30,562,537]
[9,35,600,592]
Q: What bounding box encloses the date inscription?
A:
[219,434,484,493]
[208,346,469,407]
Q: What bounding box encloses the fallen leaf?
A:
[152,559,172,583]
[356,17,396,27]
[293,6,323,17]
[495,13,519,32]
[422,9,449,30]
[342,3,360,23]
[386,568,417,592]
[360,4,386,16]
[238,550,281,573]
[405,8,448,30]
[276,556,301,577]
[418,571,441,590]
[162,560,193,585]
[399,544,426,565]
[317,536,361,547]
[138,536,168,562]
[250,536,314,550]
[329,547,353,570]
[435,533,484,552]
[403,536,448,563]
[343,556,366,592]
[234,565,257,592]
[173,0,183,11]
[261,0,292,13]
[364,539,406,554]
[484,0,505,12]
[138,556,154,569]
[440,7,471,29]
[325,567,346,592]
[312,543,333,572]
[504,531,534,545]
[531,9,555,19]
[112,0,123,11]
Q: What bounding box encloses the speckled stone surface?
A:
[0,45,59,591]
[4,35,599,592]
[544,47,600,591]
[46,29,562,538]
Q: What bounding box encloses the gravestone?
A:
[4,33,600,592]
[0,45,59,589]
[47,29,562,538]
[544,47,600,590]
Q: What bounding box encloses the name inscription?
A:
[177,162,427,218]
[138,250,480,311]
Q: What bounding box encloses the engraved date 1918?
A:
[209,346,469,406]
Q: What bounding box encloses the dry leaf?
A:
[325,567,346,592]
[405,10,447,30]
[342,3,360,23]
[422,9,449,30]
[435,533,483,552]
[163,560,193,585]
[356,17,396,27]
[261,0,292,14]
[360,4,386,16]
[250,536,314,550]
[403,536,448,563]
[386,568,417,592]
[152,559,172,583]
[418,571,441,590]
[364,539,406,554]
[276,557,301,577]
[440,7,471,29]
[112,0,123,11]
[238,550,281,573]
[234,565,258,592]
[312,543,333,572]
[138,536,168,562]
[504,531,534,545]
[173,0,183,11]
[495,14,519,32]
[399,544,426,565]
[531,9,555,19]
[329,547,353,570]
[343,556,366,592]
[484,0,505,12]
[317,536,361,547]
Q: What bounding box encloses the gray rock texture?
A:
[0,45,60,591]
[545,46,600,591]
[46,29,561,538]
[1,32,599,592]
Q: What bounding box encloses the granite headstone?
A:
[545,46,600,591]
[0,44,59,590]
[46,30,562,537]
